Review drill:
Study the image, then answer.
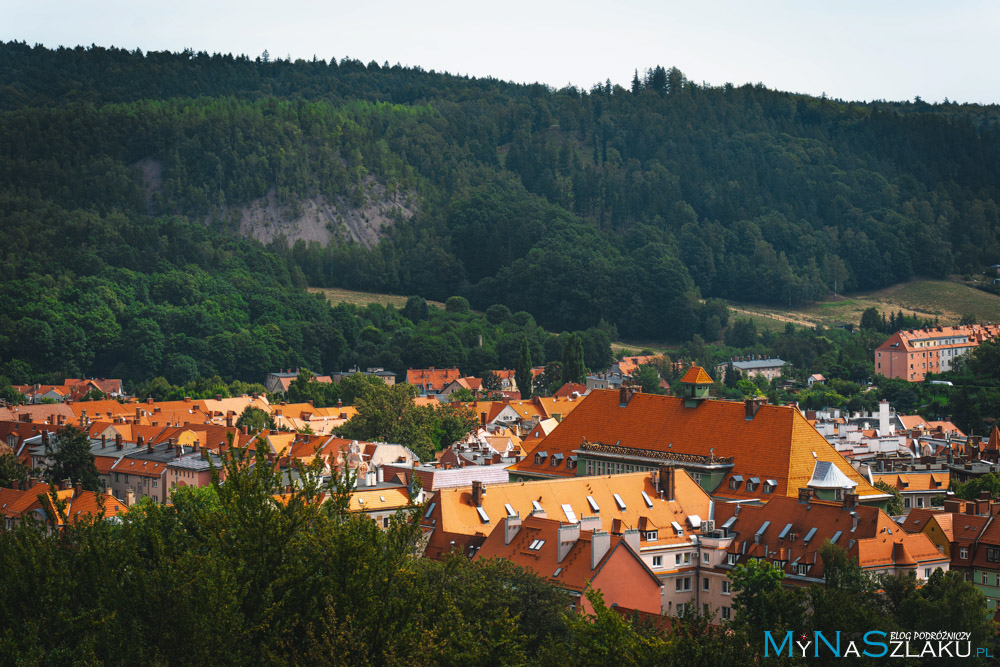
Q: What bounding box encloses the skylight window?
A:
[504,503,517,517]
[553,567,562,577]
[532,500,543,513]
[671,520,684,535]
[562,504,578,523]
[755,521,771,537]
[803,527,818,543]
[528,539,545,551]
[587,496,600,512]
[476,506,490,524]
[830,530,842,545]
[778,523,793,539]
[641,491,653,508]
[613,493,626,510]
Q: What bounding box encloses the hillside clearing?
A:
[309,287,446,309]
[728,279,1000,330]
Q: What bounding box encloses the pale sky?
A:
[3,0,998,104]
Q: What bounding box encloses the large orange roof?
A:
[423,470,710,559]
[507,390,878,499]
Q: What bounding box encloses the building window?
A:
[152,480,157,488]
[703,552,710,564]
[797,564,809,576]
[746,479,759,492]
[721,580,731,595]
[114,472,119,482]
[383,516,391,529]
[652,556,662,568]
[904,498,911,509]
[983,572,989,584]
[729,478,740,490]
[924,568,931,578]
[702,577,710,592]
[960,547,969,559]
[987,547,1000,563]
[675,552,690,566]
[727,553,737,565]
[645,530,658,541]
[721,607,731,621]
[675,577,691,592]
[917,497,925,508]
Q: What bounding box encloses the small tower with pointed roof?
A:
[679,366,714,408]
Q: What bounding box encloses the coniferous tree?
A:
[515,336,532,400]
[561,333,586,385]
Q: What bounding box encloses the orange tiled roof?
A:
[407,368,462,391]
[473,515,659,593]
[872,472,949,492]
[507,389,878,499]
[422,470,710,559]
[680,366,714,384]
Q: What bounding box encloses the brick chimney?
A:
[658,464,675,501]
[101,434,107,448]
[843,492,858,511]
[798,488,814,504]
[60,478,72,490]
[943,499,962,514]
[73,482,82,498]
[471,480,485,507]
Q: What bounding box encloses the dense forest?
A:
[2,41,1000,384]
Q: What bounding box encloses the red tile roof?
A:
[406,368,462,391]
[507,390,878,499]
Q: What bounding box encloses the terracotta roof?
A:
[680,366,714,384]
[1,483,126,523]
[872,472,949,492]
[717,496,947,576]
[422,470,710,559]
[474,515,660,594]
[407,368,462,391]
[507,390,879,500]
[554,383,588,397]
[349,487,411,513]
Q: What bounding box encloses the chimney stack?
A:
[101,434,107,449]
[73,482,82,498]
[798,488,814,504]
[60,478,72,490]
[591,531,611,569]
[504,514,522,545]
[658,464,675,501]
[843,492,858,511]
[471,480,485,507]
[557,523,581,563]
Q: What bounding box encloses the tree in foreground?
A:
[515,336,533,400]
[42,425,102,492]
[235,405,276,433]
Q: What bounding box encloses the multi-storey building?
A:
[874,324,1000,382]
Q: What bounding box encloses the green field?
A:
[729,279,1000,330]
[308,287,446,310]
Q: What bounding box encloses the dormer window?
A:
[729,475,744,490]
[645,530,657,541]
[746,477,760,492]
[727,553,737,565]
[797,564,809,576]
[763,479,777,494]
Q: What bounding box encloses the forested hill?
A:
[3,42,1000,365]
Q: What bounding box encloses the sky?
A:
[3,0,998,104]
